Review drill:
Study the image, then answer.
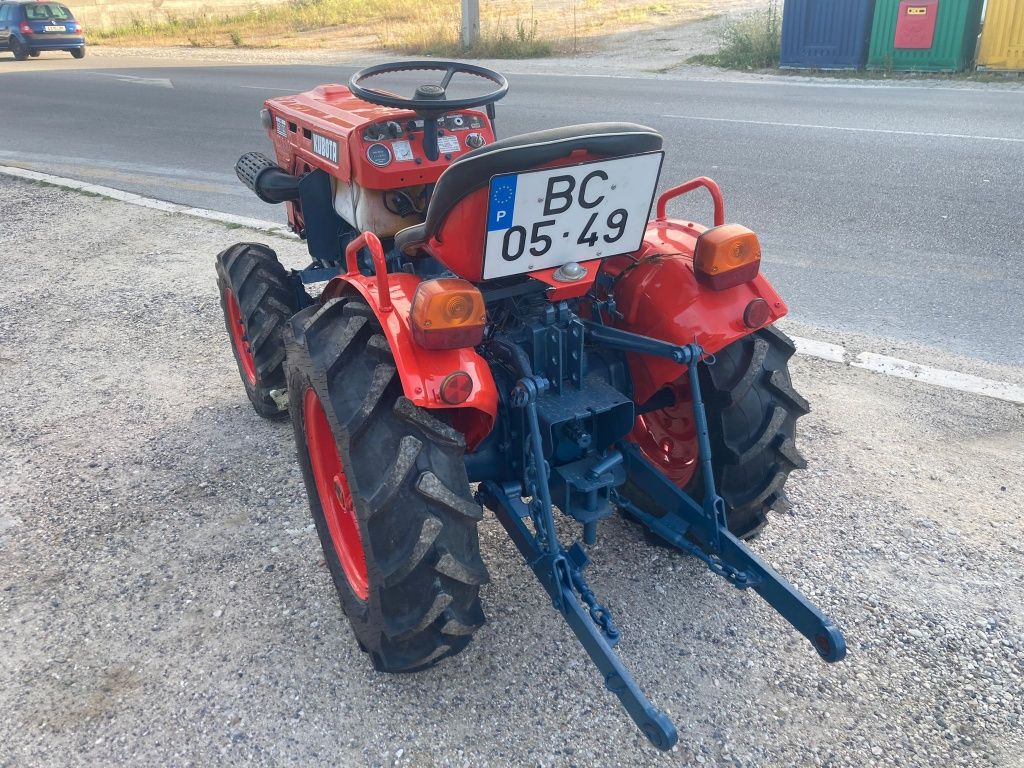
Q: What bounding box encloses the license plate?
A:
[483,151,664,280]
[44,25,66,31]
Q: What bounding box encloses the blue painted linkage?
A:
[478,375,678,751]
[478,336,846,752]
[476,479,678,751]
[615,344,847,664]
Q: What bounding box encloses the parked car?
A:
[0,1,85,60]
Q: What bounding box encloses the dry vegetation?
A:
[688,0,780,69]
[90,0,734,57]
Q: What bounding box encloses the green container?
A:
[867,0,984,71]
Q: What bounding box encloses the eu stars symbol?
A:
[488,176,518,231]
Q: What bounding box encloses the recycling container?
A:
[977,0,1024,71]
[867,0,984,71]
[780,0,877,69]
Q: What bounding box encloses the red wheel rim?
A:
[632,377,699,488]
[225,289,257,386]
[303,388,369,600]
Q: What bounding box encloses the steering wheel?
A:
[348,61,509,161]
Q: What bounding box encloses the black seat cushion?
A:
[424,122,662,241]
[394,222,428,256]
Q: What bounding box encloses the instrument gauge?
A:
[366,143,392,167]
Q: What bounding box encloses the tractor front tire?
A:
[624,326,808,540]
[215,242,298,419]
[285,297,488,672]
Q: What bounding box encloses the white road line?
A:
[1,165,1021,406]
[0,165,295,238]
[789,334,1024,404]
[852,353,1024,405]
[660,114,1024,144]
[789,335,847,364]
[91,72,175,89]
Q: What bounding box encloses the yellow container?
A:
[978,0,1024,70]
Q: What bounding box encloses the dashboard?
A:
[360,112,491,169]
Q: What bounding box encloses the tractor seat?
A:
[395,122,663,256]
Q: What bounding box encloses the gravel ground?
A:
[1,179,1023,767]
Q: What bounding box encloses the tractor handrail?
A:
[345,231,393,313]
[656,176,725,226]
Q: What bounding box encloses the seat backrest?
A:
[425,122,663,241]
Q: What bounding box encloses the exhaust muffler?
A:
[235,152,302,204]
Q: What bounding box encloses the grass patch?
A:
[90,0,728,58]
[689,0,780,70]
[388,15,552,58]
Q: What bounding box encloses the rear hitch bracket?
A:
[478,336,846,752]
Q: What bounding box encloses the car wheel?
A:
[11,39,29,61]
[71,47,85,59]
[29,51,40,58]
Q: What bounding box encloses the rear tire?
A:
[70,47,85,59]
[285,297,488,672]
[623,326,808,540]
[215,242,299,419]
[12,40,29,61]
[701,325,809,538]
[29,51,39,58]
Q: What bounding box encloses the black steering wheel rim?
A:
[348,60,509,116]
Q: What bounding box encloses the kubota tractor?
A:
[216,61,846,749]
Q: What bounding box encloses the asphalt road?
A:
[2,55,1022,365]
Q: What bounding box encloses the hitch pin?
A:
[587,451,623,480]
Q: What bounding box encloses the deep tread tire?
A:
[702,325,808,538]
[215,242,298,419]
[623,327,808,541]
[285,297,488,672]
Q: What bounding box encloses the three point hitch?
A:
[477,334,846,751]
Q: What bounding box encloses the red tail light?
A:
[19,21,33,34]
[439,371,474,405]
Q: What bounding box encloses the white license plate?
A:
[44,25,66,31]
[483,151,663,280]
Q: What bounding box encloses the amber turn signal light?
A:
[410,278,487,350]
[693,224,761,290]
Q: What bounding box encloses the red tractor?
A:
[216,61,845,749]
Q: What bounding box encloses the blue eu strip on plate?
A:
[488,175,518,232]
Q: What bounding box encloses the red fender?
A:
[320,233,497,450]
[604,217,788,406]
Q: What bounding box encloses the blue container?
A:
[780,0,877,69]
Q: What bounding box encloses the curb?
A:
[0,164,296,239]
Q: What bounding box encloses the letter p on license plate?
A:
[483,151,664,280]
